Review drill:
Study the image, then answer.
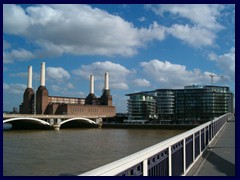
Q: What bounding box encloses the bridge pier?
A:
[96,118,103,128]
[52,124,61,130]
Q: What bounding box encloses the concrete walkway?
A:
[187,118,235,176]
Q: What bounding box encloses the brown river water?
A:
[3,128,185,176]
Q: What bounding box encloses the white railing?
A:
[79,113,234,176]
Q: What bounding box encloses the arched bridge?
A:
[3,114,102,130]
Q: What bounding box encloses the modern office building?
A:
[125,92,157,123]
[126,85,234,124]
[156,89,175,121]
[175,85,234,123]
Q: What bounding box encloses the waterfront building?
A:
[155,89,175,121]
[19,62,116,118]
[125,92,157,124]
[175,85,234,123]
[126,85,234,124]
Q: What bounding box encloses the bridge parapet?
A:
[79,113,234,176]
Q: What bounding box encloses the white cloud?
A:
[138,16,146,22]
[3,82,26,111]
[3,4,30,35]
[132,78,151,87]
[140,59,213,88]
[167,24,216,47]
[146,4,223,30]
[66,83,74,89]
[4,48,35,64]
[3,40,11,49]
[46,67,70,83]
[73,61,135,90]
[51,84,62,92]
[208,52,218,61]
[209,48,235,81]
[3,83,26,94]
[138,22,166,42]
[3,4,166,57]
[146,4,225,48]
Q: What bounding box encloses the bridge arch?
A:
[3,117,51,126]
[60,117,97,126]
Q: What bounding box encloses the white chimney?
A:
[27,66,32,88]
[40,62,45,86]
[104,72,109,90]
[90,75,94,94]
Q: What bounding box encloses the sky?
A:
[3,4,235,113]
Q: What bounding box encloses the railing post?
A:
[183,139,186,174]
[204,128,206,150]
[193,133,195,162]
[143,159,148,176]
[168,146,172,176]
[199,130,201,152]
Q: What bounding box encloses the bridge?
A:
[3,114,103,130]
[80,113,234,176]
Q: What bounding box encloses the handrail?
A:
[79,113,234,176]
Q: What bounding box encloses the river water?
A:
[3,128,185,176]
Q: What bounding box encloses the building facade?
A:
[19,62,116,118]
[126,85,234,124]
[125,93,157,123]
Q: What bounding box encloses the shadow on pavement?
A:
[202,149,235,176]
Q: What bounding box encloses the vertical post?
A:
[183,139,186,174]
[168,147,172,176]
[204,128,206,150]
[193,133,195,162]
[199,130,201,152]
[143,159,148,176]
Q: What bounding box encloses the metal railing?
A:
[79,113,234,176]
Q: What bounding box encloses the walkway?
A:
[187,117,235,176]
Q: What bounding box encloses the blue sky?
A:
[3,4,235,112]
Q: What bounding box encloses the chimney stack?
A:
[90,74,94,94]
[40,62,45,86]
[104,72,109,90]
[27,66,32,88]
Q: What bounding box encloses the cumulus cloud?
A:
[3,83,26,94]
[3,4,30,35]
[3,48,35,64]
[146,4,223,30]
[138,16,146,22]
[46,67,70,83]
[3,40,11,49]
[73,61,135,90]
[3,4,166,57]
[167,24,216,47]
[146,4,224,48]
[140,59,214,88]
[208,47,235,81]
[132,78,151,87]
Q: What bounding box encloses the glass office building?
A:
[126,92,156,123]
[126,85,234,124]
[175,85,234,123]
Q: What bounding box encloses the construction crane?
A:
[209,73,223,85]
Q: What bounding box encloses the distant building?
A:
[125,92,157,124]
[126,85,234,124]
[19,62,116,118]
[12,107,18,114]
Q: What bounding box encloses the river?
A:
[3,128,185,176]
